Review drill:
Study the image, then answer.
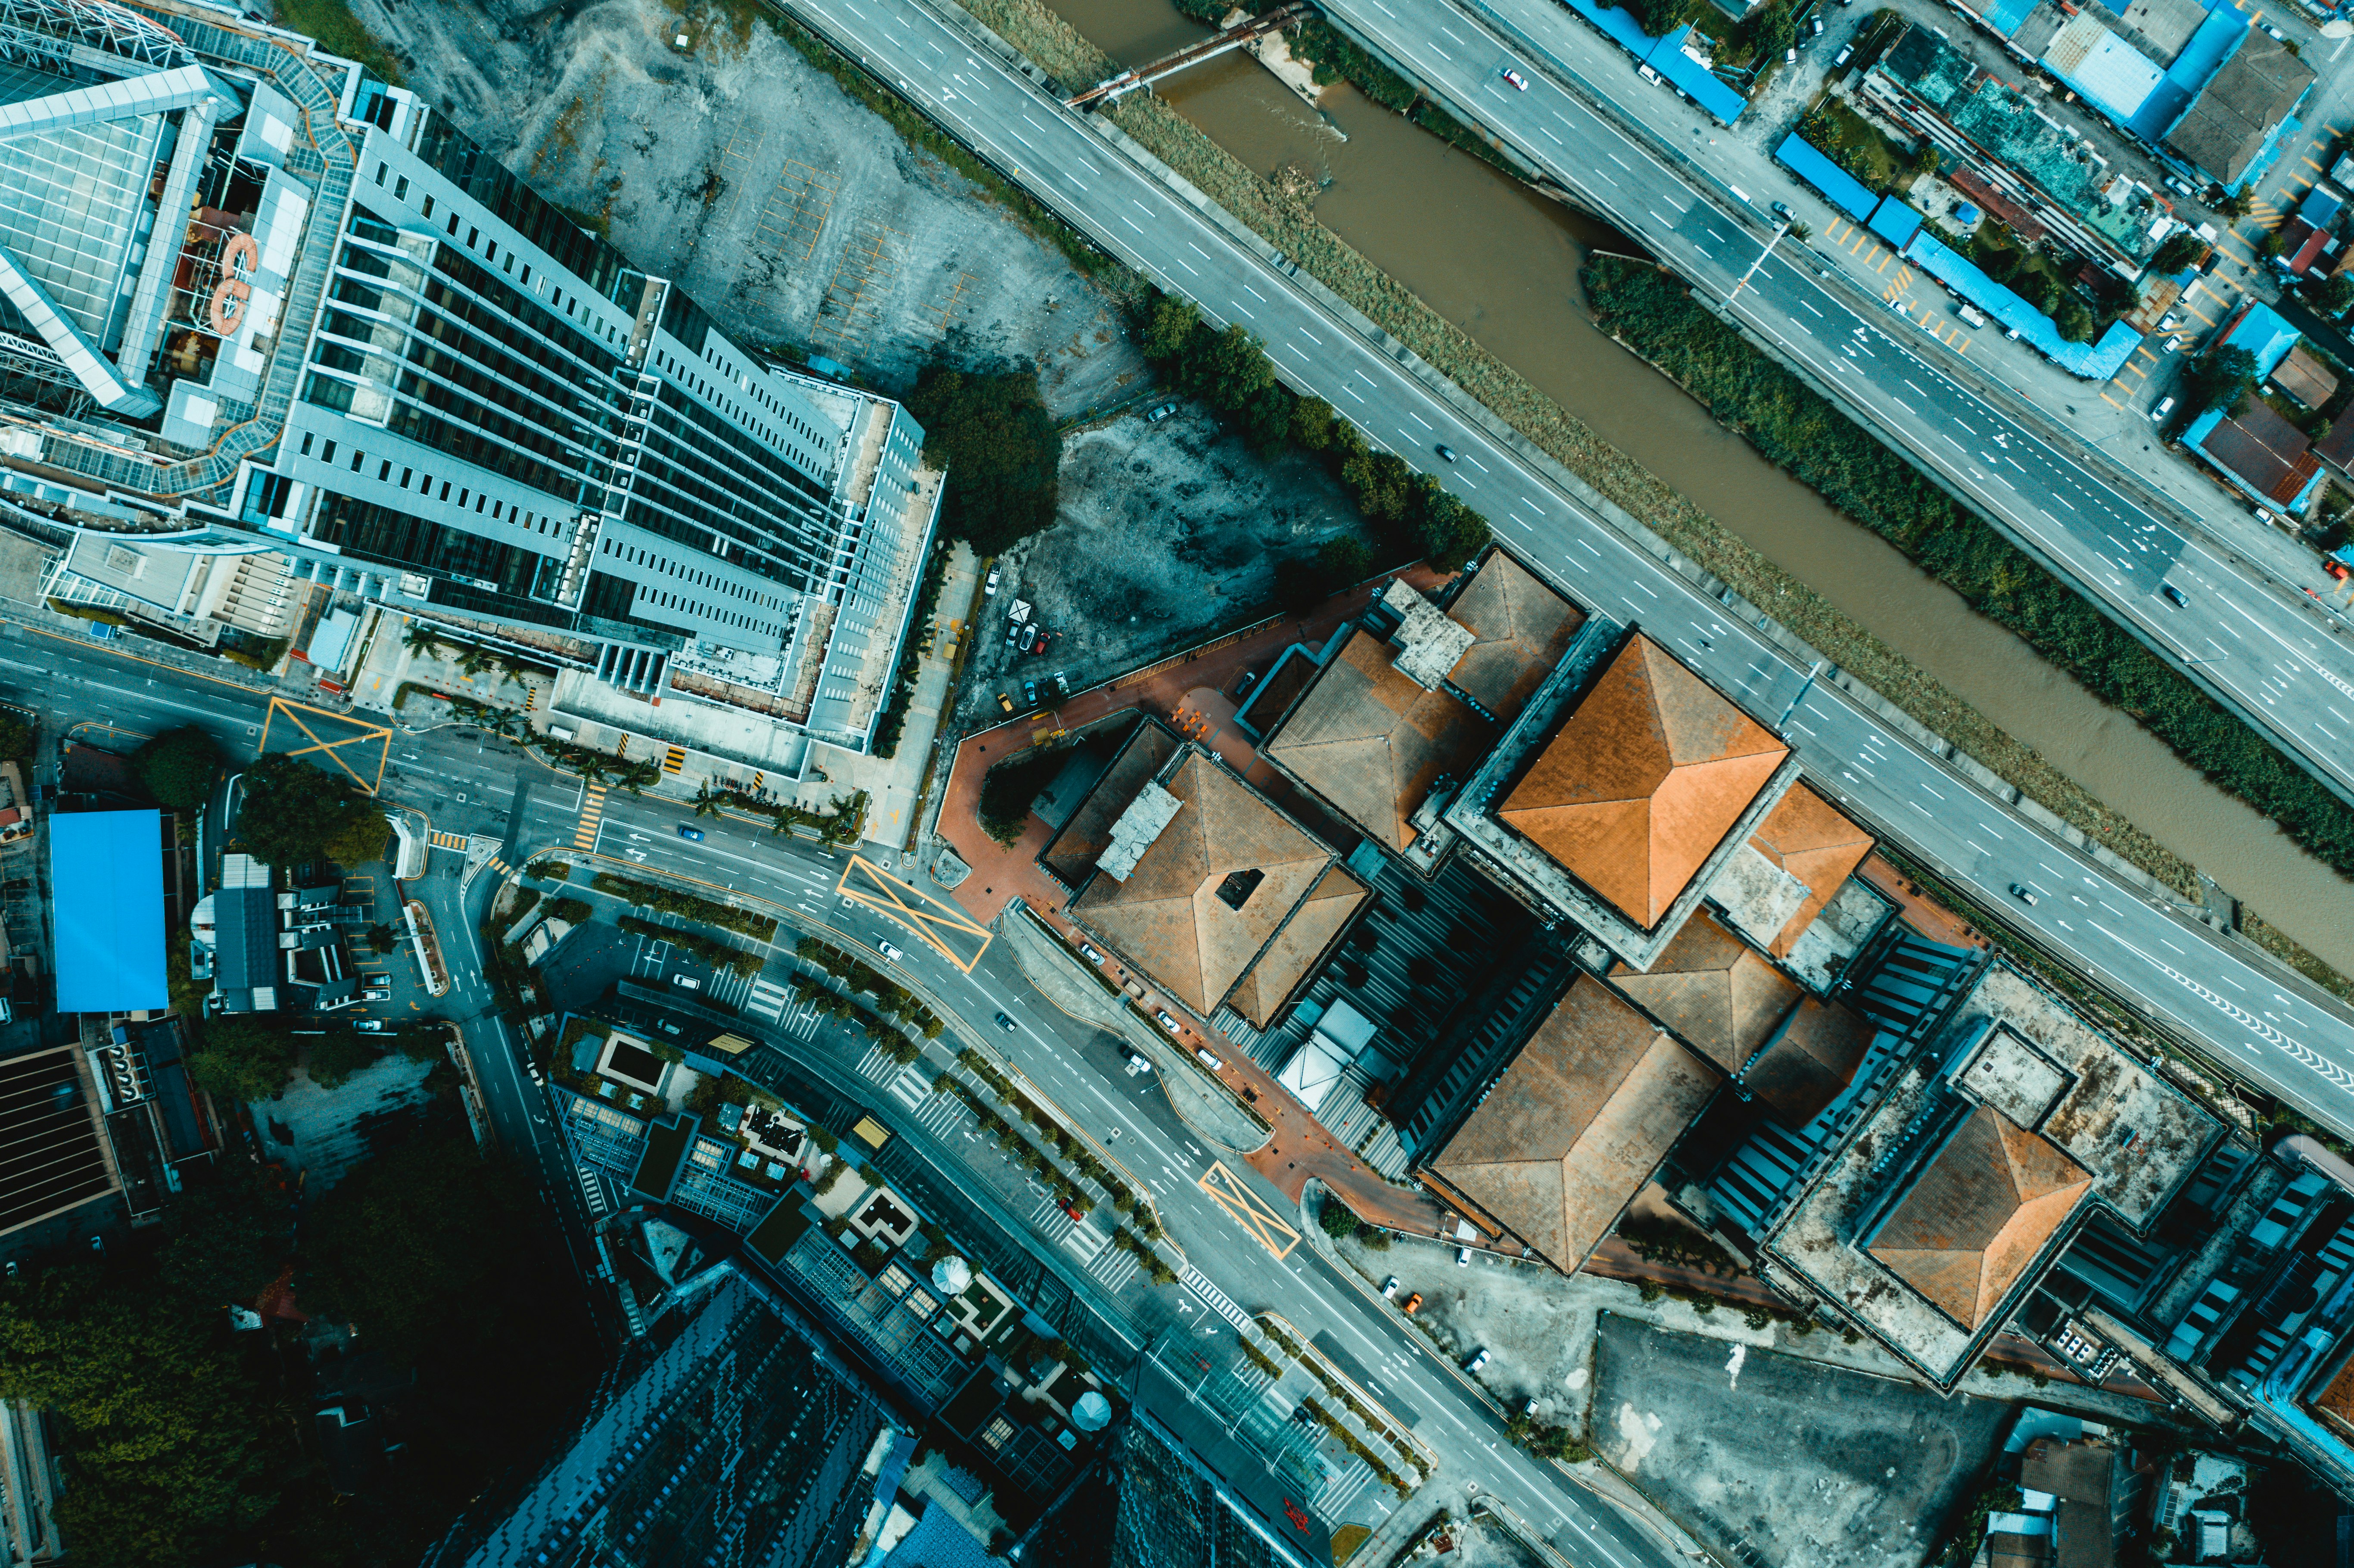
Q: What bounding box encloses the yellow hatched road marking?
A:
[1197,1162,1300,1261]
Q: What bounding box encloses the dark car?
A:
[677,825,705,841]
[1031,628,1054,656]
[1436,444,1457,462]
[2160,583,2187,607]
[994,1011,1018,1033]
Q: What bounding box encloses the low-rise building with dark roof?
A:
[1418,976,1721,1273]
[1051,741,1365,1029]
[1756,961,2223,1389]
[2163,31,2314,191]
[2182,395,2325,512]
[1736,996,1876,1129]
[0,1044,118,1240]
[1432,550,1584,721]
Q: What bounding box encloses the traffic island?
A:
[405,898,451,997]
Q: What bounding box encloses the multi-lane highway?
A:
[777,0,2354,1128]
[0,616,1677,1568]
[1319,0,2354,806]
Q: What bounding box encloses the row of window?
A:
[296,429,566,540]
[651,345,824,471]
[599,532,786,627]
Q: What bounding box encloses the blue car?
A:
[677,825,705,841]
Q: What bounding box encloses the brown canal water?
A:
[1043,0,2354,973]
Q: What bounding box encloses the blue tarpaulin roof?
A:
[51,809,165,1014]
[2220,299,2301,376]
[1558,0,1656,58]
[1868,196,1924,247]
[1777,134,1879,220]
[1644,27,1747,124]
[1900,233,2145,379]
[1555,4,1745,122]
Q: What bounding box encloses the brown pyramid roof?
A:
[1227,864,1369,1028]
[1071,751,1340,1017]
[1741,996,1874,1127]
[1868,1106,2092,1329]
[1445,552,1585,722]
[1607,912,1801,1073]
[1747,784,1875,957]
[1042,722,1179,887]
[1263,631,1488,852]
[1499,636,1787,928]
[1426,977,1719,1272]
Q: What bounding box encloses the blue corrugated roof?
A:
[2220,299,2301,376]
[1643,28,1747,125]
[1558,0,1657,59]
[1900,233,2145,379]
[1868,196,1924,247]
[1776,134,1879,220]
[50,809,165,1014]
[2298,183,2344,228]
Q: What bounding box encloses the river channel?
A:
[1046,0,2354,974]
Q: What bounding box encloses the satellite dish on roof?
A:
[1071,1391,1112,1432]
[2324,18,2352,35]
[932,1255,971,1296]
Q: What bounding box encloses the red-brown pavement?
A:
[935,572,1450,1237]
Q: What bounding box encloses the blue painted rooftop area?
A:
[1977,0,2037,38]
[1900,232,2145,379]
[50,809,165,1014]
[1556,2,1746,122]
[1777,133,1879,221]
[2218,299,2301,375]
[1868,196,1923,248]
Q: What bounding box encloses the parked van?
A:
[2152,395,2177,422]
[1956,303,1987,327]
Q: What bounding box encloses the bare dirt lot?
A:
[353,0,1146,410]
[1591,1313,2012,1568]
[957,405,1367,721]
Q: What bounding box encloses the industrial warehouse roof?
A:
[1263,630,1488,854]
[1442,551,1585,722]
[50,808,165,1014]
[1865,1105,2093,1330]
[1608,912,1801,1074]
[1424,977,1719,1272]
[1747,785,1876,957]
[1069,749,1361,1019]
[2165,31,2314,186]
[0,1044,117,1237]
[1498,635,1788,928]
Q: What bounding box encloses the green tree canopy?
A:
[133,725,222,813]
[0,1268,286,1566]
[2152,231,2204,274]
[305,1024,380,1089]
[234,752,384,870]
[2052,294,2096,344]
[157,1160,295,1305]
[187,1016,295,1104]
[1744,0,1795,57]
[906,362,1064,555]
[2315,271,2354,319]
[2187,343,2259,417]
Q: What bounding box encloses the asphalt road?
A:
[775,0,2354,1129]
[1318,0,2354,806]
[0,619,1672,1565]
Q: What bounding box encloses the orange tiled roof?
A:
[1071,751,1359,1017]
[1868,1106,2092,1329]
[1499,635,1787,927]
[1427,977,1719,1272]
[1747,784,1875,957]
[1607,912,1801,1073]
[1263,630,1488,853]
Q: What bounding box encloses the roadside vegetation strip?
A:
[619,914,765,978]
[906,0,2237,879]
[1583,257,2354,881]
[588,871,781,943]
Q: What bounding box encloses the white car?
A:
[1155,1009,1183,1036]
[1463,1348,1491,1373]
[984,566,1000,596]
[1124,1049,1154,1076]
[1382,1276,1401,1298]
[1501,68,1527,90]
[876,939,904,962]
[671,974,702,990]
